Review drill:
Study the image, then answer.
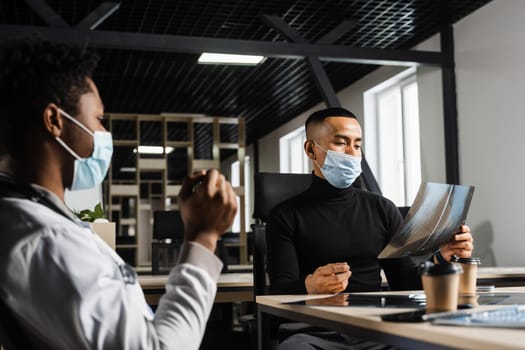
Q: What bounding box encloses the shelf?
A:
[138,158,166,171]
[166,185,182,196]
[219,143,239,149]
[111,185,139,196]
[166,141,191,147]
[139,203,151,211]
[111,204,122,211]
[192,159,220,171]
[114,140,138,146]
[120,218,137,225]
[106,113,247,266]
[116,244,137,249]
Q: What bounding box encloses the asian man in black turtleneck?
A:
[266,107,473,350]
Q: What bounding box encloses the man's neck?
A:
[12,149,66,202]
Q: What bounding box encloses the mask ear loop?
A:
[58,108,94,136]
[55,137,82,160]
[55,108,93,160]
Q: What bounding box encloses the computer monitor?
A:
[151,210,229,274]
[153,210,184,241]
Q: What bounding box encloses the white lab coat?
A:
[0,183,223,350]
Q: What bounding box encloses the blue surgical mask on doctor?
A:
[55,108,113,191]
[313,141,362,189]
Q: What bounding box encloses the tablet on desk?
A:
[381,294,517,323]
[286,293,426,308]
[288,293,523,309]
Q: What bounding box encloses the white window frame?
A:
[364,67,421,206]
[279,127,310,173]
[231,156,251,232]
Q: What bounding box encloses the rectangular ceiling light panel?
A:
[198,53,265,65]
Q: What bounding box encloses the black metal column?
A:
[440,24,460,185]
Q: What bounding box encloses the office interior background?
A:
[258,0,525,268]
[2,0,523,270]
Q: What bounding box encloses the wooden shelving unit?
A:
[104,113,247,267]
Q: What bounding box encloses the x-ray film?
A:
[378,182,475,259]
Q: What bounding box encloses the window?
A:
[280,127,310,173]
[231,156,251,232]
[364,68,421,206]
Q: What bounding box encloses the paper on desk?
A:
[378,182,474,259]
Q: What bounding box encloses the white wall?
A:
[454,0,525,266]
[64,186,102,213]
[258,107,317,172]
[257,63,447,182]
[258,65,408,172]
[413,33,447,185]
[257,0,525,266]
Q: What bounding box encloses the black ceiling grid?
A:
[1,0,492,169]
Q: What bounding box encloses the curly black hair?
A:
[0,37,99,156]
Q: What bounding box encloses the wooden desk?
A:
[477,267,525,287]
[377,266,525,288]
[227,264,254,272]
[256,287,525,350]
[135,264,253,275]
[139,272,253,305]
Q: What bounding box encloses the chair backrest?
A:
[252,173,313,222]
[251,172,313,296]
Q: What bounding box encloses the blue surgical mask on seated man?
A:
[313,141,362,189]
[55,108,113,191]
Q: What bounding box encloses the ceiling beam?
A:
[262,14,341,107]
[0,24,444,67]
[316,20,357,45]
[76,2,121,30]
[24,0,69,28]
[305,56,341,107]
[262,15,307,43]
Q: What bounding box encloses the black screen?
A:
[153,210,184,240]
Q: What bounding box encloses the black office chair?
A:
[247,173,384,348]
[241,172,313,349]
[251,172,313,296]
[250,172,372,295]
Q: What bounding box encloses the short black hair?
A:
[305,107,357,131]
[0,37,99,156]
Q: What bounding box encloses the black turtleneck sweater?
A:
[266,174,422,294]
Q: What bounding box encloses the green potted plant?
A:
[75,202,108,223]
[75,203,116,249]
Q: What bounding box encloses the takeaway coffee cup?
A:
[419,261,463,313]
[452,257,481,296]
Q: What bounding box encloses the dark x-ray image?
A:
[378,182,475,259]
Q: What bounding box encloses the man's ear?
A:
[304,140,316,160]
[42,103,63,137]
